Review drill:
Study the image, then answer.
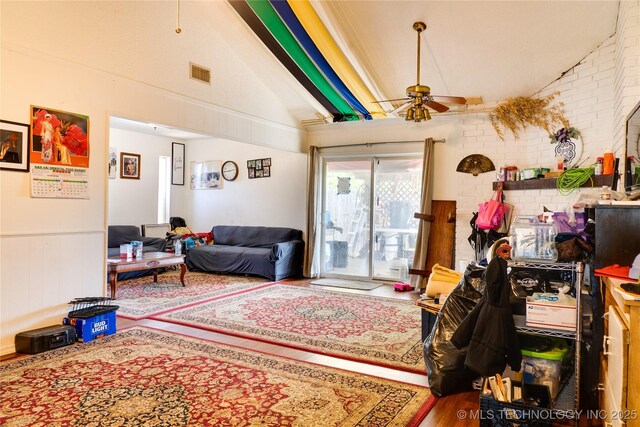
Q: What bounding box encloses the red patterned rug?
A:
[153,284,425,373]
[111,271,273,320]
[0,327,435,426]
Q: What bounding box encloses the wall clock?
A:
[222,160,239,181]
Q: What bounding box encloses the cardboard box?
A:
[120,243,132,259]
[64,311,117,342]
[526,300,576,331]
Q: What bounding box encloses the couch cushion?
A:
[212,225,302,248]
[108,225,143,247]
[187,245,275,279]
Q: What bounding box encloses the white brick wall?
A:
[455,4,640,264]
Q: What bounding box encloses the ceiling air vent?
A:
[189,62,211,84]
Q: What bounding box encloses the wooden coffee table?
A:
[107,252,186,299]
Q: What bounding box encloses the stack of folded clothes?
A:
[425,264,464,297]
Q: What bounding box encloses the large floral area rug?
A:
[153,284,425,373]
[111,271,273,320]
[0,327,435,426]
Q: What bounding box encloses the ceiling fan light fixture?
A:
[405,107,415,121]
[456,154,496,176]
[374,21,466,121]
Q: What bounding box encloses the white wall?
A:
[108,128,176,227]
[172,139,307,233]
[0,1,304,354]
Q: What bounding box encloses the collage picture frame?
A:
[247,157,271,179]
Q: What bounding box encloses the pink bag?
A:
[476,188,505,230]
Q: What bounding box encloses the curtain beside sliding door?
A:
[410,138,435,290]
[304,145,321,277]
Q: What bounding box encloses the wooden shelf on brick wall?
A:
[492,174,614,191]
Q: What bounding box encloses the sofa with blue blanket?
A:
[185,225,304,281]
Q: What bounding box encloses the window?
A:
[158,156,171,223]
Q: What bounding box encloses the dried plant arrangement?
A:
[488,92,569,140]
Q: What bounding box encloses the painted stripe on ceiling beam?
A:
[288,0,387,119]
[269,0,372,120]
[245,0,359,121]
[227,0,344,121]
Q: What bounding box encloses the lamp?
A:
[405,107,415,121]
[456,154,496,176]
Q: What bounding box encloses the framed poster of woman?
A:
[120,152,140,179]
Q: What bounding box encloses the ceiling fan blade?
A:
[372,97,410,104]
[390,101,411,115]
[430,95,467,105]
[426,101,449,113]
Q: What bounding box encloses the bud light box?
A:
[64,311,116,343]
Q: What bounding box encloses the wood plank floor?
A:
[117,277,470,426]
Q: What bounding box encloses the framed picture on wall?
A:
[171,142,185,185]
[120,152,140,179]
[108,147,117,179]
[0,120,30,172]
[247,157,272,179]
[190,160,222,189]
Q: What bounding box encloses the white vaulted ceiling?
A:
[3,1,619,130]
[311,1,618,107]
[216,0,618,125]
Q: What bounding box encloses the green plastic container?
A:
[520,336,569,360]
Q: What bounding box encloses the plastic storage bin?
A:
[479,382,558,427]
[510,217,558,262]
[521,336,570,398]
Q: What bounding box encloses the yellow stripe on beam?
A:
[288,0,387,119]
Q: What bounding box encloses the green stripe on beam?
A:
[246,0,359,121]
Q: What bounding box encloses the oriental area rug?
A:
[153,284,425,373]
[111,271,274,320]
[0,327,435,426]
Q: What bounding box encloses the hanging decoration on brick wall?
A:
[247,158,271,179]
[488,93,568,141]
[550,127,583,168]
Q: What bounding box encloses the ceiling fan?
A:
[375,21,467,122]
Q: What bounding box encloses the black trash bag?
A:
[424,264,485,397]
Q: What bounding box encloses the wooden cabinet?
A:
[601,277,639,427]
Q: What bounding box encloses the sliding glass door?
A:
[320,156,423,281]
[321,159,372,278]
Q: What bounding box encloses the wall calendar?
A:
[30,164,89,199]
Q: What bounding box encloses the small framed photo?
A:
[0,120,30,172]
[108,147,117,179]
[247,160,255,168]
[262,166,270,177]
[255,169,263,178]
[262,158,271,167]
[120,152,141,179]
[255,159,262,169]
[248,168,255,178]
